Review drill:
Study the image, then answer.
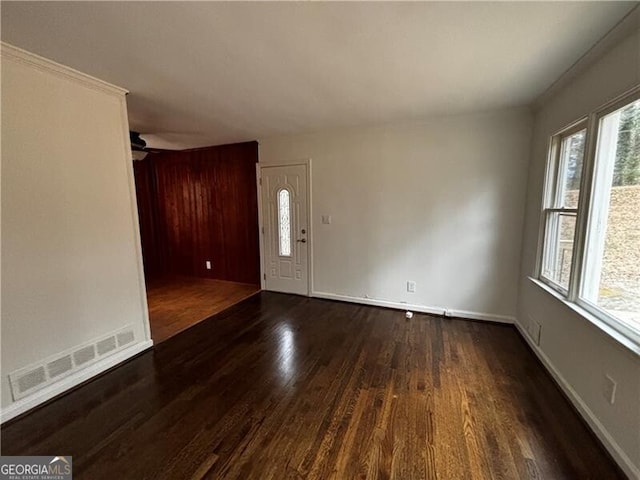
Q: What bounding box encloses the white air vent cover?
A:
[16,366,47,395]
[117,330,135,347]
[47,355,73,378]
[9,325,137,401]
[73,345,96,366]
[96,336,117,356]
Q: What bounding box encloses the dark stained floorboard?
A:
[1,293,624,479]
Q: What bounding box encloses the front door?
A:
[260,164,309,295]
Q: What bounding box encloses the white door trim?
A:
[257,159,313,296]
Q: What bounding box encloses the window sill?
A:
[528,276,640,357]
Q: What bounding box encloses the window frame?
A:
[537,85,640,350]
[538,119,588,296]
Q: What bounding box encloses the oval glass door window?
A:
[278,189,291,256]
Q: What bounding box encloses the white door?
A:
[260,164,309,295]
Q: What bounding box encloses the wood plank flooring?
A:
[1,293,624,479]
[146,276,260,343]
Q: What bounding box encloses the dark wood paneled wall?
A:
[133,159,164,278]
[133,141,260,285]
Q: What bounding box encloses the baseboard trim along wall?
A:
[1,340,153,424]
[311,291,515,324]
[515,322,639,480]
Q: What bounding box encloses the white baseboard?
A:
[447,308,515,324]
[515,322,639,480]
[1,340,153,424]
[311,291,515,324]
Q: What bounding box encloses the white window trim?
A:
[536,85,640,355]
[537,119,587,296]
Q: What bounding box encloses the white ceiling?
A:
[2,2,637,149]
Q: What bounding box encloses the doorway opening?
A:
[132,141,261,343]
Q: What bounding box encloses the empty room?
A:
[1,2,639,479]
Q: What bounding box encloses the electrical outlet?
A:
[603,374,617,405]
[205,260,212,270]
[322,215,332,224]
[407,281,416,293]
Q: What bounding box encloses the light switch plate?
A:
[322,215,332,224]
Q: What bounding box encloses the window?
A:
[540,125,587,291]
[581,98,640,332]
[538,88,640,347]
[278,189,291,257]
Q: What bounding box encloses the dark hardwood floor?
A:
[146,275,260,343]
[1,293,623,479]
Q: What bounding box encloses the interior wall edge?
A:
[120,96,153,345]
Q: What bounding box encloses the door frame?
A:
[256,159,313,296]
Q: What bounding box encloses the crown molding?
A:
[533,5,640,111]
[0,42,128,97]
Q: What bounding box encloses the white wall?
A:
[1,45,152,418]
[518,29,640,478]
[260,108,533,320]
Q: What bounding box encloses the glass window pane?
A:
[278,189,291,257]
[542,212,577,290]
[582,99,640,331]
[558,129,586,208]
[540,126,585,293]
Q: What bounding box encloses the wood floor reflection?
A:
[146,275,260,343]
[1,293,624,479]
